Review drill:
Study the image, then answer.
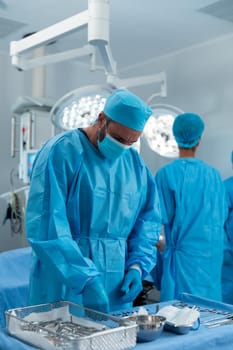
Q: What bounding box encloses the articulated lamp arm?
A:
[9,0,117,75]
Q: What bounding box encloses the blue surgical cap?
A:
[103,89,152,131]
[172,112,205,148]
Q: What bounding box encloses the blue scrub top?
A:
[26,129,161,311]
[222,176,233,304]
[224,176,233,244]
[155,158,227,302]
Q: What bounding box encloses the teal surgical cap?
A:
[103,89,153,131]
[172,112,205,148]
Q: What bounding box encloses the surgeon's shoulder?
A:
[129,147,147,170]
[224,176,233,187]
[50,129,82,148]
[128,148,156,183]
[40,130,83,156]
[33,130,84,171]
[200,160,224,182]
[155,160,175,177]
[200,160,221,173]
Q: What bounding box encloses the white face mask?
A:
[98,133,131,159]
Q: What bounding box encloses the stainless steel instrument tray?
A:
[5,301,137,350]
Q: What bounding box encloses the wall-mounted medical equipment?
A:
[0,168,29,237]
[11,96,55,184]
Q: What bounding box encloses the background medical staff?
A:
[154,113,227,301]
[222,150,233,304]
[26,89,161,313]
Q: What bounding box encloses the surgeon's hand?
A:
[83,276,109,314]
[121,268,143,303]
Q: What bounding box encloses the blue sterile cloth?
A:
[136,296,233,350]
[0,329,37,349]
[2,293,233,350]
[0,247,31,328]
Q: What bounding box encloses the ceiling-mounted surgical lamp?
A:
[50,84,113,131]
[50,84,142,152]
[143,103,184,158]
[50,70,167,132]
[10,0,167,156]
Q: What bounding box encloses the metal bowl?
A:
[164,323,191,334]
[123,315,166,343]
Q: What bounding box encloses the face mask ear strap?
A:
[97,118,107,143]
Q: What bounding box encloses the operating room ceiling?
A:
[0,0,233,72]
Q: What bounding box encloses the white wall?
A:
[0,33,232,251]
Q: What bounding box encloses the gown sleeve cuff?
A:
[129,264,142,277]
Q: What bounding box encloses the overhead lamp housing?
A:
[143,104,183,158]
[50,85,113,131]
[50,85,142,153]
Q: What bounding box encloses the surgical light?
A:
[50,85,113,130]
[50,85,142,153]
[143,104,183,158]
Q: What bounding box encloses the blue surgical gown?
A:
[26,129,161,311]
[222,176,233,304]
[155,158,227,302]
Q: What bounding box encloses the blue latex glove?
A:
[83,276,109,313]
[121,268,143,303]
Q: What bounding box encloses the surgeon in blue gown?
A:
[222,150,233,304]
[26,89,161,313]
[154,113,227,302]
